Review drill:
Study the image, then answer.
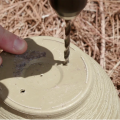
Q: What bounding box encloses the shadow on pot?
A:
[0,38,63,104]
[0,38,63,80]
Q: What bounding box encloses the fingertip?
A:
[0,56,2,65]
[23,39,28,53]
[0,27,28,55]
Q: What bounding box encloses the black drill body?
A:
[49,0,87,18]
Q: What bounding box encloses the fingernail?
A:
[13,37,25,51]
[0,57,2,65]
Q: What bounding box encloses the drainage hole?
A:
[20,89,25,93]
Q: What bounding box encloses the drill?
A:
[49,0,87,65]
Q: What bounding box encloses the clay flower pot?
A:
[0,36,120,119]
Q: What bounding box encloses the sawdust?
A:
[14,50,46,77]
[0,0,120,97]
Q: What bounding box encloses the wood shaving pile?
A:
[0,0,120,97]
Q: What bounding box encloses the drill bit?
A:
[63,20,71,65]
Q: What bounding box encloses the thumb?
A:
[0,25,27,54]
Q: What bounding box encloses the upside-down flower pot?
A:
[0,36,120,119]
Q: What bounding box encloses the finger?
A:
[0,25,27,54]
[0,56,2,65]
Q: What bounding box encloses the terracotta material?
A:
[0,36,120,119]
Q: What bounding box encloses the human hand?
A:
[0,25,27,65]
